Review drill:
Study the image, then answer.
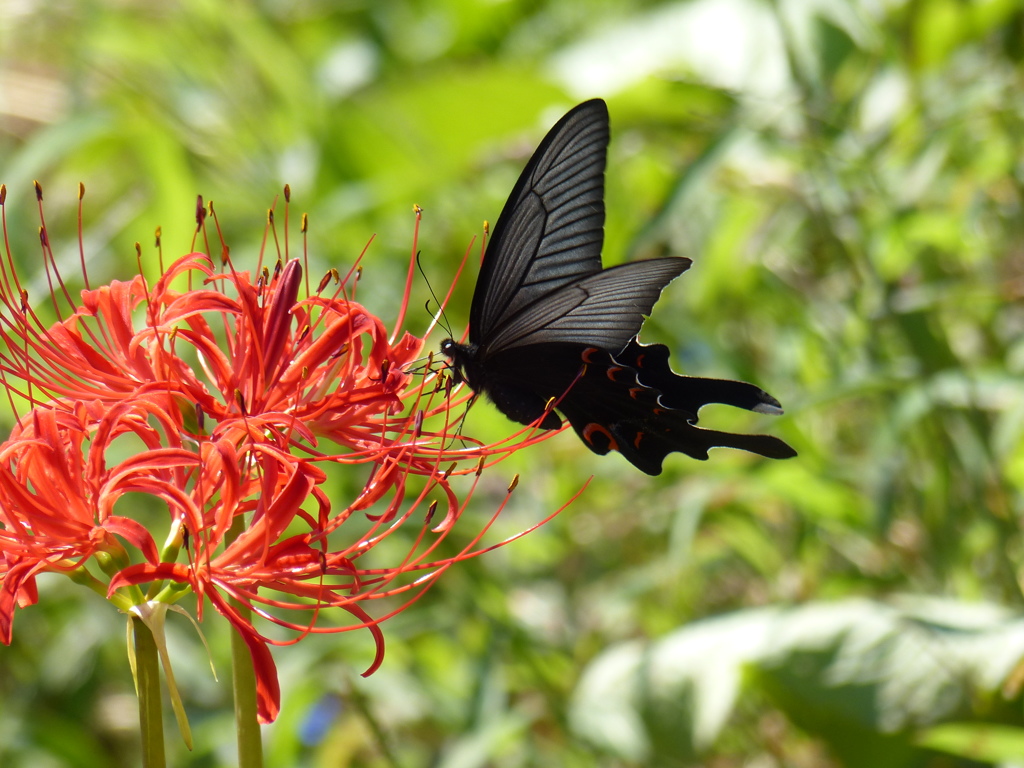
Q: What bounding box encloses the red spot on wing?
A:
[581,347,600,364]
[582,422,618,451]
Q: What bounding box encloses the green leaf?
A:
[571,599,1024,765]
[916,722,1024,762]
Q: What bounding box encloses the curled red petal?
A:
[206,589,280,723]
[108,562,191,594]
[102,517,161,564]
[0,558,43,645]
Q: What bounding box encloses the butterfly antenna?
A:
[416,251,454,338]
[403,354,438,377]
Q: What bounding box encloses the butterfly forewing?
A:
[471,100,610,341]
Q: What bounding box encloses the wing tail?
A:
[617,340,784,415]
[555,346,795,475]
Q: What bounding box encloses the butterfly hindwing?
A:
[616,340,785,416]
[556,346,794,474]
[472,342,795,474]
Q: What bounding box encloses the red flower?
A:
[0,402,195,642]
[0,185,572,722]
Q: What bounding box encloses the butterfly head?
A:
[439,337,476,386]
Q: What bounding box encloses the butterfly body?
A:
[441,99,795,474]
[440,338,564,429]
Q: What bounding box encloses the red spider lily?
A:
[0,184,576,723]
[0,401,197,640]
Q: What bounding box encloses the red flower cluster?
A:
[0,184,572,722]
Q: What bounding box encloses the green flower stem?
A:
[133,615,167,768]
[228,516,264,768]
[230,603,264,768]
[68,565,135,610]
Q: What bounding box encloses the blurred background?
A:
[2,0,1024,766]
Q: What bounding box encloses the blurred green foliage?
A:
[2,0,1024,766]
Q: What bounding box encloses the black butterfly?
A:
[441,99,795,475]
